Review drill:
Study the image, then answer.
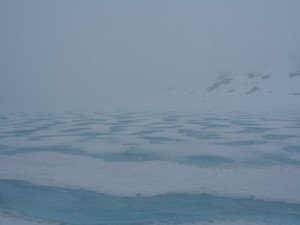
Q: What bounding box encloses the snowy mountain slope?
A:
[205,61,300,97]
[202,60,300,109]
[148,59,300,111]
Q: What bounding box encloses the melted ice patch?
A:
[0,180,300,225]
[0,152,300,203]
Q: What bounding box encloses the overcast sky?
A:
[1,0,300,112]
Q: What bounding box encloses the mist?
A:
[2,2,300,224]
[1,0,300,112]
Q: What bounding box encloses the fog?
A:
[1,0,300,112]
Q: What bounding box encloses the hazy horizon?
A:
[1,0,300,112]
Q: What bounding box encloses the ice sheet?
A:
[1,111,300,225]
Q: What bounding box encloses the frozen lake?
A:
[0,111,300,224]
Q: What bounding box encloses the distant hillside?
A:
[151,59,300,111]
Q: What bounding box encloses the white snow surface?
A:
[0,210,59,225]
[0,152,299,203]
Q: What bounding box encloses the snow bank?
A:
[0,213,273,225]
[0,211,58,225]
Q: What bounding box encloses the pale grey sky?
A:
[1,0,300,111]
